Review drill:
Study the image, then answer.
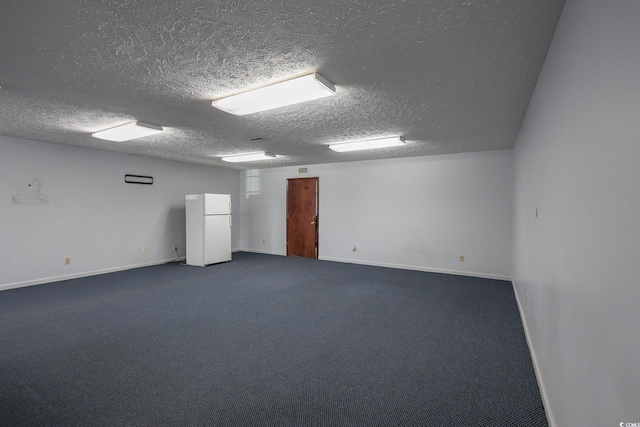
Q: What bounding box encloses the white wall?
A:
[239,150,513,280]
[512,0,640,426]
[1,135,240,290]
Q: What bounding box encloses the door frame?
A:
[286,177,319,258]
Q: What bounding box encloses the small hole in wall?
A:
[249,137,263,141]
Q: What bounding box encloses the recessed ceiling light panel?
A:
[91,121,163,142]
[212,73,336,116]
[221,152,277,163]
[329,136,406,152]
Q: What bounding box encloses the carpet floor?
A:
[0,252,547,426]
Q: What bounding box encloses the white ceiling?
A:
[0,0,565,169]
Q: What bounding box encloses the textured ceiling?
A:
[0,0,565,169]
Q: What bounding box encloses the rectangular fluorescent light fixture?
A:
[221,152,277,163]
[212,73,335,116]
[91,121,163,142]
[329,136,406,152]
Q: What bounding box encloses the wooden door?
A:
[286,178,318,258]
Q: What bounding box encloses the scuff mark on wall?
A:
[11,178,50,205]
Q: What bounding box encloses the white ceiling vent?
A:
[298,167,309,174]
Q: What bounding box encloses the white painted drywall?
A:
[239,150,513,279]
[0,135,240,290]
[512,0,640,425]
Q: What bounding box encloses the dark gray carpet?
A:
[0,252,547,426]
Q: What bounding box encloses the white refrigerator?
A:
[185,193,232,266]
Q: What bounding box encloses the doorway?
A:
[286,177,318,258]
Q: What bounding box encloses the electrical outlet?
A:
[459,255,464,262]
[64,257,70,265]
[142,246,147,252]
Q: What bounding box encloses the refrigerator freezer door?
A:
[204,194,231,215]
[204,215,232,264]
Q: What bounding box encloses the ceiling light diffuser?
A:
[329,136,406,152]
[212,73,336,116]
[221,152,277,163]
[91,121,163,142]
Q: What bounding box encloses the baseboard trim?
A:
[2,251,509,290]
[318,256,511,281]
[0,257,184,292]
[235,250,510,280]
[237,248,287,256]
[511,280,556,427]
